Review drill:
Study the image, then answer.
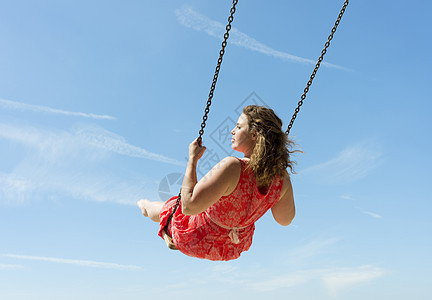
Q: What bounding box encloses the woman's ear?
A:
[251,130,258,141]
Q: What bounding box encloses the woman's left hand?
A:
[189,139,206,161]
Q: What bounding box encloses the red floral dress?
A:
[158,157,283,261]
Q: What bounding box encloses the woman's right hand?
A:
[189,139,206,161]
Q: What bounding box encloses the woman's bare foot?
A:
[137,199,164,223]
[137,199,150,217]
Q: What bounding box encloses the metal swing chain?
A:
[164,0,239,235]
[198,0,239,145]
[286,0,349,136]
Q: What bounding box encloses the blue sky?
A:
[0,0,431,299]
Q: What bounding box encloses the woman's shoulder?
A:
[217,156,243,172]
[209,156,242,174]
[214,157,243,196]
[221,156,243,164]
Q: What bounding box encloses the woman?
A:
[138,105,296,261]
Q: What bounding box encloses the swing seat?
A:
[161,229,178,250]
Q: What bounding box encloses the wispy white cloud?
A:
[322,265,385,296]
[74,125,184,166]
[340,194,355,201]
[175,7,351,71]
[356,207,383,219]
[156,254,386,298]
[248,265,385,295]
[0,122,180,204]
[0,98,116,120]
[300,143,382,185]
[341,196,383,218]
[249,270,312,291]
[0,169,157,205]
[0,173,39,204]
[209,264,237,274]
[5,254,142,270]
[201,236,385,296]
[285,237,341,265]
[0,263,25,270]
[363,211,382,219]
[0,122,184,166]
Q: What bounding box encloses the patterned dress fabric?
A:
[158,157,283,261]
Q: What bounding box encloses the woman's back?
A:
[206,157,283,228]
[158,156,285,261]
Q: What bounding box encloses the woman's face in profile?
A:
[231,114,256,155]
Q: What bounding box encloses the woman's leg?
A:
[137,199,164,223]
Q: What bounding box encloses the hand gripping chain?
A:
[162,1,239,249]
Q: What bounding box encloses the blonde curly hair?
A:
[242,105,299,187]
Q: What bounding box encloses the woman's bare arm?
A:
[271,174,295,226]
[181,152,241,216]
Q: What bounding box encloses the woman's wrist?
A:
[188,156,199,165]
